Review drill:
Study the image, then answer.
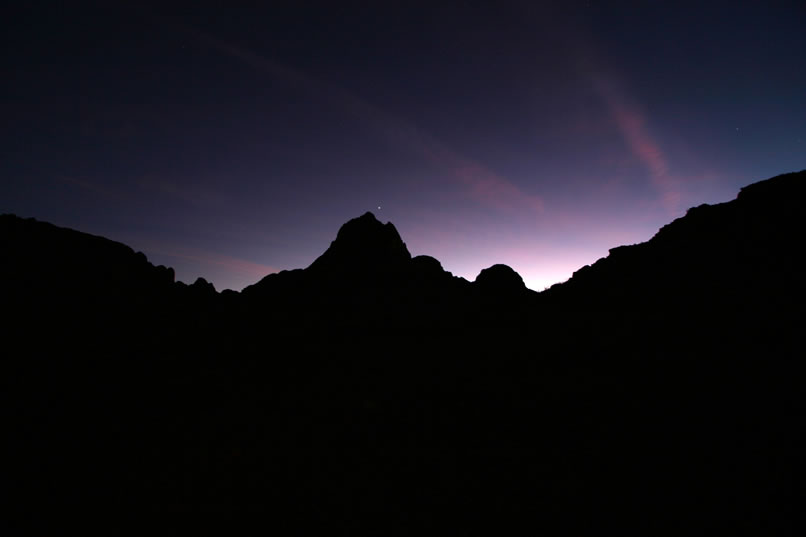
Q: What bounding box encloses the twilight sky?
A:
[3,2,805,291]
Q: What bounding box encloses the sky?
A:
[3,1,804,291]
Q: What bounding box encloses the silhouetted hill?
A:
[475,263,527,293]
[243,211,456,294]
[241,212,480,326]
[0,213,175,297]
[3,170,804,534]
[307,211,412,273]
[548,169,805,302]
[542,170,804,362]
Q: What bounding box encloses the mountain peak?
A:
[307,212,411,274]
[335,211,383,238]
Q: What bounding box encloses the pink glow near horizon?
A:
[400,218,653,291]
[129,238,278,290]
[160,250,277,279]
[143,17,744,295]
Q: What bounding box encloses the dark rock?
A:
[474,263,527,293]
[410,255,453,283]
[3,169,806,535]
[411,254,444,274]
[155,264,176,285]
[190,276,216,294]
[307,212,411,274]
[0,214,177,304]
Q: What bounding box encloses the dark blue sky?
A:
[3,1,804,290]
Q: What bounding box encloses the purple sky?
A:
[3,2,805,290]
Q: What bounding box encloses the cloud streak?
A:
[128,236,277,283]
[159,249,278,279]
[161,17,543,214]
[592,77,680,212]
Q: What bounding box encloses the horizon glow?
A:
[2,3,804,292]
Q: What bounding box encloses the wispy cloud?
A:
[160,17,543,214]
[149,246,277,280]
[57,174,126,200]
[543,13,685,215]
[592,77,680,213]
[136,173,221,208]
[421,144,545,212]
[124,234,277,283]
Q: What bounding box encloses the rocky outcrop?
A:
[474,264,527,294]
[307,212,411,275]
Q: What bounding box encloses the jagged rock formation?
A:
[2,170,804,535]
[241,212,481,325]
[243,211,460,295]
[307,211,412,273]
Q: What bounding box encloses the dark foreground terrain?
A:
[3,171,804,534]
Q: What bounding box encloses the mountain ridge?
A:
[3,170,804,534]
[7,169,802,298]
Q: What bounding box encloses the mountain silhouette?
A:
[307,211,412,273]
[243,211,417,302]
[548,169,805,302]
[475,263,527,293]
[3,170,804,534]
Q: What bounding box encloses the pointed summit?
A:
[307,212,411,274]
